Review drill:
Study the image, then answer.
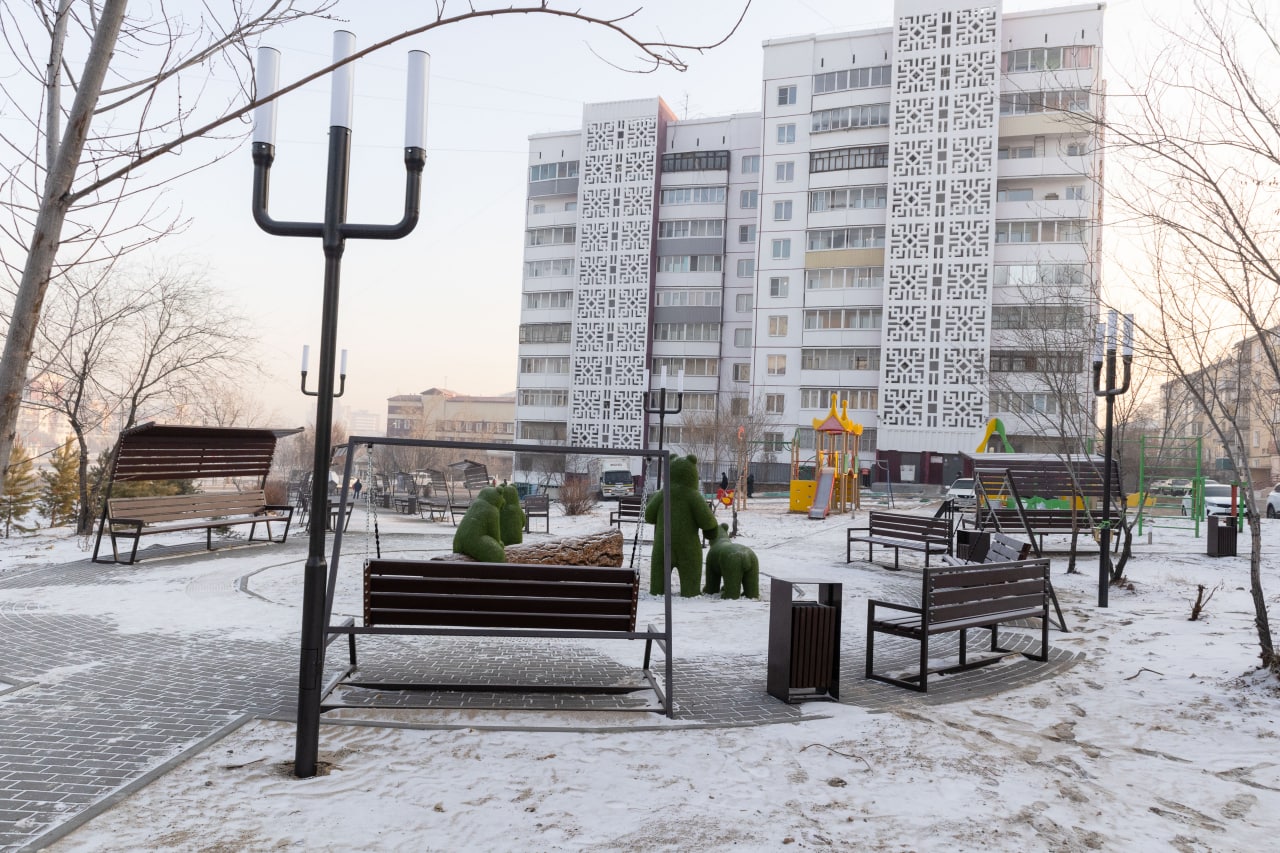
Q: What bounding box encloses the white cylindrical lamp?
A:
[253,46,281,146]
[405,51,429,149]
[330,30,356,129]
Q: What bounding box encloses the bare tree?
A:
[0,0,751,497]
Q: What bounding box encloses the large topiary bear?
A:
[452,487,506,562]
[645,454,718,596]
[703,523,760,600]
[499,484,525,546]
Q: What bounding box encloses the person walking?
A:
[720,472,729,491]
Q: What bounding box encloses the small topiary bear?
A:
[452,486,506,562]
[645,453,718,597]
[499,484,525,546]
[703,523,760,600]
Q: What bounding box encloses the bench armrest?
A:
[867,599,922,617]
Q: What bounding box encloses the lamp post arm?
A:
[342,147,426,241]
[251,143,325,238]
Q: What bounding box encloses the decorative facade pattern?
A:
[567,114,659,449]
[880,1,1000,442]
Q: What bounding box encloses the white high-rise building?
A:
[514,0,1103,486]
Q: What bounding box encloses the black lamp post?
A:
[1092,309,1133,608]
[250,32,428,778]
[643,367,683,488]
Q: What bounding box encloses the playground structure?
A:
[790,395,862,517]
[976,418,1014,453]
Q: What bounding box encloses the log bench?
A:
[847,511,951,569]
[92,489,293,564]
[522,493,550,533]
[865,558,1051,691]
[609,495,646,528]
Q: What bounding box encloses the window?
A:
[661,186,726,205]
[524,290,572,309]
[778,84,797,105]
[991,304,1088,330]
[810,103,890,133]
[734,328,752,347]
[741,154,760,174]
[653,323,721,342]
[773,200,793,221]
[806,226,885,250]
[1002,45,1093,73]
[519,322,572,343]
[993,264,1087,287]
[1066,185,1085,200]
[768,315,788,337]
[990,392,1059,415]
[995,188,1033,202]
[775,161,795,182]
[740,189,759,209]
[1065,140,1090,157]
[800,387,878,409]
[730,397,749,416]
[661,150,730,172]
[565,201,577,212]
[812,64,891,94]
[994,219,1086,243]
[735,293,753,312]
[519,356,570,374]
[657,219,724,238]
[803,308,882,329]
[809,185,887,211]
[765,394,785,414]
[777,123,797,144]
[989,349,1083,373]
[998,145,1036,160]
[763,432,787,452]
[806,267,885,289]
[518,421,567,441]
[810,145,888,173]
[529,161,579,181]
[738,224,757,244]
[767,354,786,376]
[681,392,717,411]
[531,203,545,214]
[999,89,1091,116]
[737,259,755,278]
[526,226,576,246]
[524,258,574,277]
[769,276,790,297]
[654,288,722,307]
[771,238,791,259]
[653,357,719,377]
[519,388,568,407]
[732,363,751,382]
[657,255,723,273]
[801,347,880,370]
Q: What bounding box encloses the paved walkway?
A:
[0,536,1078,852]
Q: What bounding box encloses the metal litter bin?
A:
[767,578,841,703]
[1206,515,1237,557]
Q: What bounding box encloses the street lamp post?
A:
[644,368,684,488]
[250,33,428,778]
[1092,309,1134,608]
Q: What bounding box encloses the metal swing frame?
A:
[315,436,676,718]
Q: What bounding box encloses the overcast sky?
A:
[154,0,1155,428]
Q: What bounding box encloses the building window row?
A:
[991,391,1060,415]
[680,392,718,411]
[813,64,892,94]
[519,421,567,441]
[810,184,887,212]
[811,103,891,133]
[652,357,719,377]
[1002,45,1093,73]
[657,218,724,238]
[661,150,730,172]
[801,347,880,370]
[519,388,568,407]
[437,420,513,435]
[524,290,572,309]
[525,226,576,246]
[518,322,572,344]
[660,186,726,205]
[810,144,889,173]
[529,161,579,181]
[519,356,570,374]
[807,225,886,251]
[657,255,723,273]
[995,219,1087,243]
[989,350,1084,373]
[804,307,882,330]
[653,322,721,342]
[807,266,884,290]
[654,288,721,307]
[800,387,879,410]
[991,304,1088,330]
[999,89,1091,116]
[524,258,574,277]
[994,263,1088,287]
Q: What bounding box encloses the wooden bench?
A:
[847,511,951,569]
[93,489,293,564]
[522,493,550,533]
[609,495,646,528]
[964,507,1088,550]
[334,559,670,713]
[865,558,1051,691]
[942,531,1032,566]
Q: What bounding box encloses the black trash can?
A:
[767,578,841,703]
[1206,515,1237,557]
[955,529,990,562]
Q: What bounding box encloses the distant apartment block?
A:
[386,388,515,443]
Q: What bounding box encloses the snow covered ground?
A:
[3,496,1279,851]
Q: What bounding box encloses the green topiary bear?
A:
[703,523,760,600]
[645,453,718,597]
[452,486,506,562]
[500,484,525,546]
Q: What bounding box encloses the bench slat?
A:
[368,592,635,616]
[930,578,1046,606]
[365,608,635,631]
[370,577,633,599]
[366,560,636,584]
[931,592,1046,624]
[930,564,1046,588]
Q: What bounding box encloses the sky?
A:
[97,0,1158,429]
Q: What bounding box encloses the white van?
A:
[598,458,634,498]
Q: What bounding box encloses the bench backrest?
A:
[924,559,1049,631]
[109,490,269,525]
[364,559,639,631]
[868,511,950,541]
[522,494,549,513]
[985,532,1032,562]
[614,496,644,518]
[977,507,1083,529]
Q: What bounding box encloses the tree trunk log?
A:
[433,528,624,567]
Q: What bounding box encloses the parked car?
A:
[945,477,976,507]
[1266,484,1280,518]
[1182,483,1239,518]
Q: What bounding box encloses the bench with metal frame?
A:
[846,510,952,569]
[522,493,550,533]
[865,557,1051,692]
[95,490,293,565]
[609,495,645,528]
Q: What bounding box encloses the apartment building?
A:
[513,0,1104,484]
[386,388,515,444]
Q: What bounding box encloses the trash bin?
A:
[1206,515,1237,557]
[955,529,990,562]
[767,578,841,703]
